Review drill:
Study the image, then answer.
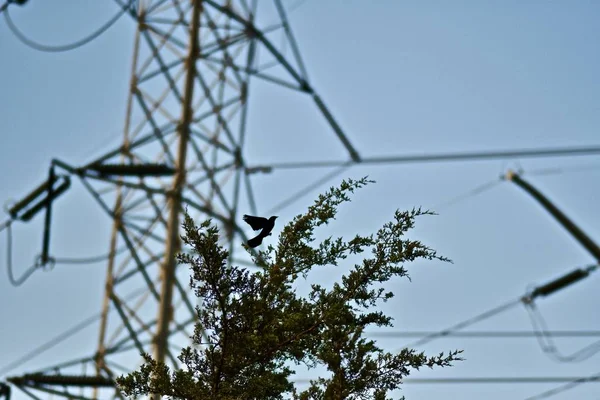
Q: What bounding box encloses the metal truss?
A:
[5,0,360,398]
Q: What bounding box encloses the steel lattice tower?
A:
[5,1,360,398]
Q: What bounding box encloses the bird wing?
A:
[247,233,264,248]
[243,214,268,231]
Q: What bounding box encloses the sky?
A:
[1,1,600,399]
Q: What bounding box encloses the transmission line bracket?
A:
[506,169,600,262]
[522,265,597,304]
[7,175,70,222]
[85,163,176,177]
[7,373,113,388]
[6,162,73,266]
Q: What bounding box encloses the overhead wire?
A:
[524,301,600,363]
[523,371,600,400]
[292,376,600,385]
[257,157,600,217]
[4,222,40,287]
[403,263,599,371]
[266,163,352,215]
[264,157,600,217]
[5,155,591,278]
[287,0,310,14]
[261,0,312,37]
[367,330,600,339]
[433,178,502,211]
[50,245,128,265]
[3,218,127,286]
[263,154,600,217]
[401,376,600,384]
[3,1,132,53]
[79,127,127,162]
[0,312,100,378]
[520,163,600,177]
[0,286,148,377]
[260,161,598,374]
[430,161,600,212]
[252,144,600,170]
[405,298,522,348]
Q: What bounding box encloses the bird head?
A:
[270,216,278,222]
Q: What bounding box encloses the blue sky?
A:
[1,1,599,399]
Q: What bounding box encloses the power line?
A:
[4,231,126,286]
[266,163,352,215]
[50,246,128,265]
[523,163,600,177]
[433,179,502,211]
[3,1,131,53]
[406,264,598,349]
[251,144,600,171]
[431,160,600,211]
[430,161,600,211]
[367,330,600,339]
[525,302,600,363]
[405,298,522,348]
[4,222,40,287]
[403,377,600,384]
[524,371,600,400]
[0,313,100,377]
[292,376,600,385]
[3,205,126,285]
[267,159,600,217]
[0,286,147,377]
[288,0,310,14]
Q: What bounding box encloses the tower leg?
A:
[153,0,203,367]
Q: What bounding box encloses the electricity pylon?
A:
[5,1,359,398]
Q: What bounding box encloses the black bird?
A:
[243,214,278,248]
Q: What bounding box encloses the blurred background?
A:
[1,1,599,399]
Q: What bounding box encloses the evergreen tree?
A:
[117,177,462,399]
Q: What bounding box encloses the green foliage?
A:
[117,177,463,399]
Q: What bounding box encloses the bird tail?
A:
[247,236,263,248]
